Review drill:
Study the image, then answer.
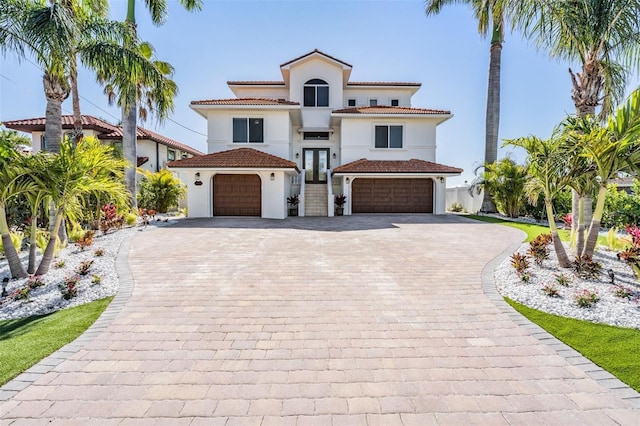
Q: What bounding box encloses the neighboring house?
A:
[168,49,462,219]
[3,115,203,171]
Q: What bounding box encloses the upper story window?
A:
[391,99,399,107]
[41,135,47,151]
[304,79,329,107]
[233,118,264,143]
[347,99,356,107]
[375,125,403,149]
[303,132,329,140]
[167,149,176,161]
[369,99,378,106]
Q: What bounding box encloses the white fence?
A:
[445,185,483,214]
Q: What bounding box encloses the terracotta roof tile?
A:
[190,97,299,106]
[333,159,462,174]
[167,147,299,171]
[347,82,421,87]
[227,81,286,86]
[3,115,119,133]
[280,49,352,68]
[99,127,204,156]
[137,156,149,167]
[333,106,451,115]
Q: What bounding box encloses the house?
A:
[3,115,203,171]
[168,49,462,219]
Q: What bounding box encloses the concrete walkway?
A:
[2,215,639,425]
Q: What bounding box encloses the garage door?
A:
[352,178,433,213]
[213,174,261,216]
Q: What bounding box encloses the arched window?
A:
[303,79,329,107]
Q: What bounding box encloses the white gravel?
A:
[0,218,178,320]
[495,242,640,330]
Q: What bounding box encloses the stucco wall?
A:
[230,86,289,100]
[205,110,291,159]
[342,89,413,107]
[288,60,344,109]
[340,117,437,164]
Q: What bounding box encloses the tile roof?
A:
[167,147,299,171]
[280,49,352,68]
[333,106,451,115]
[99,127,204,156]
[333,159,463,174]
[227,81,286,86]
[3,115,119,133]
[137,156,149,167]
[2,115,203,156]
[190,98,299,106]
[347,82,421,87]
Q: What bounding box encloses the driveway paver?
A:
[2,215,639,424]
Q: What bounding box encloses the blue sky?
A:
[1,0,638,185]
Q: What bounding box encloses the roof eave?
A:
[332,171,462,176]
[168,165,300,174]
[332,113,453,121]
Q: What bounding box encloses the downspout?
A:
[156,142,160,172]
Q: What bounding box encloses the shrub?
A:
[469,157,528,218]
[574,289,600,308]
[11,285,31,301]
[528,234,552,265]
[67,221,85,242]
[573,255,602,280]
[94,248,104,257]
[287,195,299,206]
[54,260,65,269]
[59,276,79,300]
[125,212,137,226]
[542,283,560,297]
[602,182,640,229]
[334,194,347,207]
[0,231,24,255]
[91,275,101,285]
[510,253,530,275]
[138,169,186,213]
[611,285,634,300]
[76,260,94,276]
[27,275,45,288]
[75,230,95,251]
[554,273,571,287]
[449,202,464,212]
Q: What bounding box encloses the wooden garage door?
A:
[213,174,261,216]
[352,178,433,213]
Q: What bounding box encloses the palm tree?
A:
[469,157,528,218]
[565,88,640,258]
[115,0,202,209]
[517,0,640,239]
[35,137,129,275]
[426,0,512,212]
[505,133,575,268]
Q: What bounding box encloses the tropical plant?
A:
[426,0,518,212]
[103,0,202,209]
[603,181,640,228]
[470,157,528,218]
[137,169,186,213]
[35,137,128,275]
[505,132,575,267]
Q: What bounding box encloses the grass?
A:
[506,298,640,392]
[468,214,570,242]
[0,297,112,385]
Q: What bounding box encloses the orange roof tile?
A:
[190,98,299,106]
[333,106,451,115]
[167,147,299,171]
[333,159,462,174]
[3,115,119,133]
[280,49,352,68]
[99,127,204,156]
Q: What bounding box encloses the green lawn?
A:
[467,214,570,242]
[0,297,112,385]
[506,298,640,392]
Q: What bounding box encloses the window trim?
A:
[347,98,356,107]
[373,124,404,149]
[303,79,329,107]
[232,117,264,143]
[167,148,176,161]
[391,99,399,107]
[369,98,378,107]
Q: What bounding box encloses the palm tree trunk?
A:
[545,199,571,268]
[122,105,138,209]
[571,190,579,245]
[0,204,27,278]
[582,185,607,257]
[42,72,70,153]
[69,55,84,144]
[576,195,585,256]
[27,218,38,274]
[481,26,502,214]
[35,211,63,276]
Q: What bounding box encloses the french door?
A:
[303,148,330,184]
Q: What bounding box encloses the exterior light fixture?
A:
[346,177,350,184]
[270,173,275,181]
[194,172,203,186]
[332,153,336,159]
[296,152,300,159]
[439,177,444,183]
[1,277,8,298]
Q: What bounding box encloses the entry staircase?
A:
[304,184,328,216]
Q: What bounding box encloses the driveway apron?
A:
[2,215,639,425]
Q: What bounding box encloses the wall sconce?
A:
[346,177,350,184]
[270,172,275,181]
[295,152,299,159]
[194,172,203,186]
[332,153,336,159]
[439,177,444,183]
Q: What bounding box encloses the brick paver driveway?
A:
[2,215,639,425]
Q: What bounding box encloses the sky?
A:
[1,0,639,186]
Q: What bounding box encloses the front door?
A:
[303,148,330,183]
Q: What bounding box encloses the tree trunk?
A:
[571,189,579,245]
[582,185,607,257]
[42,72,70,153]
[69,55,84,144]
[576,195,585,257]
[569,54,601,118]
[0,205,27,278]
[545,199,571,268]
[481,29,502,214]
[123,104,138,209]
[27,218,38,275]
[35,212,63,276]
